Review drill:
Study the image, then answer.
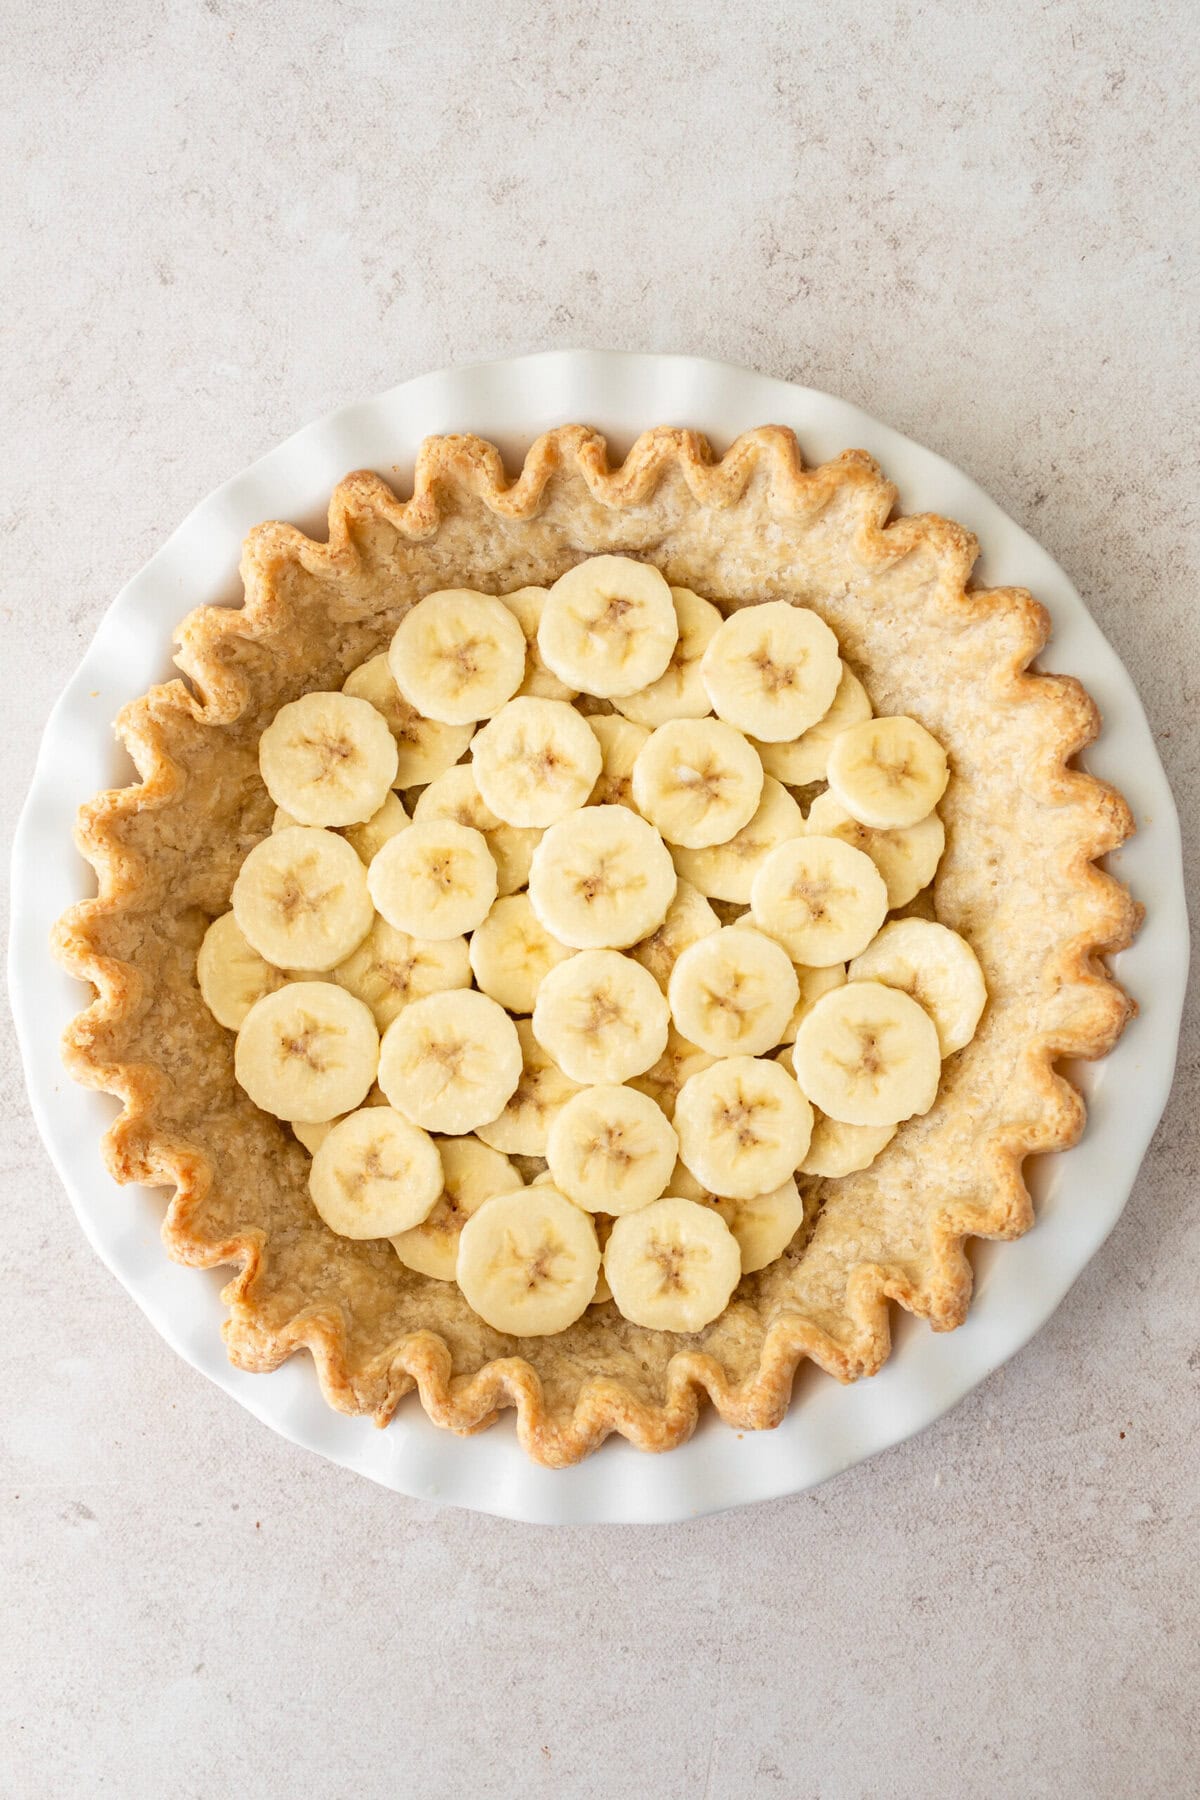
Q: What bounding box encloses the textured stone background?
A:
[3,3,1198,1796]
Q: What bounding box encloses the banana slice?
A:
[308,1105,442,1238]
[532,949,670,1084]
[778,962,847,1043]
[603,1197,741,1332]
[826,714,949,829]
[456,1186,600,1336]
[753,664,872,787]
[750,835,888,966]
[706,1177,804,1274]
[271,805,301,832]
[342,790,410,864]
[629,1027,716,1119]
[367,818,497,940]
[258,691,399,827]
[497,585,578,701]
[235,982,379,1122]
[388,589,526,725]
[700,602,841,741]
[196,911,283,1029]
[612,587,723,727]
[631,718,764,849]
[474,1018,583,1156]
[232,827,374,971]
[334,917,471,1030]
[804,789,945,910]
[672,776,804,903]
[390,1136,521,1281]
[587,713,650,809]
[538,555,678,698]
[343,653,474,789]
[545,1084,678,1215]
[848,918,986,1056]
[629,879,720,992]
[666,1159,709,1203]
[674,1055,813,1199]
[291,1084,387,1156]
[668,925,799,1058]
[800,1110,896,1178]
[471,697,602,827]
[527,804,677,949]
[413,763,540,897]
[468,893,572,1015]
[790,980,941,1126]
[378,988,522,1134]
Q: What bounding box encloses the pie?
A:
[53,426,1139,1466]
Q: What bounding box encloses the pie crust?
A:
[53,426,1140,1466]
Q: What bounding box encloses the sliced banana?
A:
[790,980,941,1126]
[826,714,949,829]
[388,589,526,725]
[538,555,677,698]
[498,585,577,701]
[805,789,945,910]
[333,917,471,1030]
[706,1177,804,1274]
[587,713,650,809]
[750,834,888,966]
[629,879,720,992]
[604,1197,741,1333]
[672,776,804,903]
[778,962,847,1043]
[258,691,399,827]
[391,1135,521,1281]
[456,1186,600,1336]
[612,587,723,727]
[235,982,379,1122]
[196,911,283,1029]
[545,1084,678,1215]
[629,1027,717,1119]
[674,1055,813,1199]
[378,988,522,1134]
[343,653,474,789]
[527,804,677,950]
[474,1018,583,1156]
[848,918,986,1056]
[800,1111,896,1178]
[668,925,799,1059]
[468,893,572,1015]
[413,763,540,897]
[666,1159,709,1203]
[753,664,872,786]
[290,1084,387,1156]
[631,718,764,849]
[308,1105,442,1238]
[232,826,374,971]
[470,697,602,827]
[272,806,301,832]
[532,949,670,1084]
[342,790,410,864]
[700,601,841,741]
[367,818,497,940]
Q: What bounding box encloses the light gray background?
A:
[3,4,1197,1796]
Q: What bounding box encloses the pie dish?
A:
[52,422,1140,1467]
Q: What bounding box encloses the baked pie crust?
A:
[53,427,1139,1465]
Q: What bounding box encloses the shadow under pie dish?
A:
[52,425,1140,1468]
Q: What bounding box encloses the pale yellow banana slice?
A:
[390,1135,521,1281]
[826,714,949,829]
[378,988,522,1134]
[804,789,945,910]
[232,827,374,971]
[587,713,650,809]
[603,1197,741,1332]
[706,1177,804,1274]
[235,982,379,1122]
[848,918,986,1056]
[700,601,841,741]
[341,790,410,864]
[532,949,670,1084]
[800,1110,896,1178]
[666,1159,709,1203]
[545,1083,678,1215]
[612,587,723,727]
[538,555,677,698]
[258,690,399,827]
[343,653,474,789]
[474,1018,583,1156]
[271,805,301,832]
[333,917,471,1030]
[750,834,888,966]
[470,696,602,827]
[778,962,847,1043]
[668,925,799,1058]
[308,1105,442,1238]
[388,589,526,725]
[456,1186,600,1335]
[527,805,677,949]
[631,718,764,849]
[413,763,540,897]
[672,776,804,903]
[367,818,497,940]
[674,1055,813,1199]
[629,880,720,992]
[753,665,872,787]
[790,980,941,1126]
[468,893,572,1015]
[196,911,283,1029]
[629,1027,717,1119]
[498,585,578,701]
[290,1083,387,1155]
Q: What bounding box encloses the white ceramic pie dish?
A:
[9,351,1187,1524]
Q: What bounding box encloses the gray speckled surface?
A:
[3,4,1198,1796]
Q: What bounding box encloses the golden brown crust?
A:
[52,425,1140,1466]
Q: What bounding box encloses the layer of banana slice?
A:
[308,1105,443,1238]
[471,696,602,826]
[390,1136,521,1281]
[631,717,764,849]
[367,819,498,940]
[538,555,678,698]
[790,980,941,1126]
[706,1176,805,1274]
[674,1054,813,1199]
[799,1108,897,1178]
[378,987,522,1134]
[196,911,283,1029]
[389,588,527,725]
[612,587,723,727]
[341,791,411,864]
[668,924,800,1058]
[258,691,400,828]
[672,775,805,902]
[290,1083,387,1156]
[777,961,847,1043]
[474,1018,582,1156]
[848,918,986,1056]
[233,826,375,971]
[629,1026,717,1119]
[527,804,677,949]
[587,713,650,809]
[603,1196,741,1332]
[342,653,474,788]
[468,892,573,1015]
[456,1185,600,1335]
[235,982,379,1122]
[497,585,577,701]
[753,663,872,788]
[412,763,540,897]
[532,949,670,1084]
[545,1083,678,1215]
[804,790,945,910]
[750,834,888,966]
[334,917,471,1030]
[826,714,949,829]
[629,879,720,992]
[701,601,841,741]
